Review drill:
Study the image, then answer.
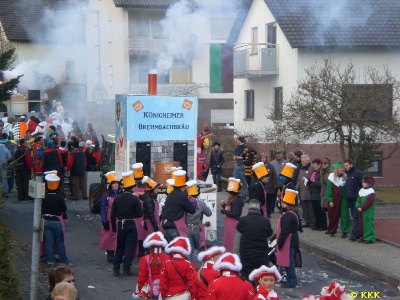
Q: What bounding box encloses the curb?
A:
[375,237,400,249]
[300,240,399,288]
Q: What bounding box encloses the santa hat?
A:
[213,252,242,272]
[165,236,191,257]
[197,246,226,262]
[142,176,160,191]
[172,170,187,187]
[226,177,241,194]
[186,180,200,197]
[252,162,269,179]
[248,265,282,282]
[132,162,144,179]
[143,232,168,249]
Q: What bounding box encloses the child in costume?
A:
[249,265,282,300]
[207,252,254,300]
[302,281,352,300]
[159,237,197,300]
[134,232,169,299]
[356,176,376,244]
[195,246,226,300]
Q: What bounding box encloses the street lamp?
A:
[83,7,107,137]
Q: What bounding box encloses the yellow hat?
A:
[44,170,57,176]
[283,189,298,205]
[122,171,136,189]
[280,163,297,179]
[166,178,175,194]
[132,162,144,179]
[172,170,186,187]
[142,176,159,190]
[171,166,182,172]
[186,180,199,196]
[252,162,269,179]
[45,174,60,190]
[226,177,241,194]
[105,171,119,184]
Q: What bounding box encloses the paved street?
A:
[2,191,399,299]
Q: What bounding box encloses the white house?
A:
[232,0,400,185]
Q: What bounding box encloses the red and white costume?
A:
[134,232,169,299]
[207,252,254,300]
[195,246,226,300]
[159,237,197,300]
[249,265,282,300]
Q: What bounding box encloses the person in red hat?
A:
[134,232,170,299]
[159,237,197,299]
[207,252,254,300]
[195,246,226,300]
[356,176,376,244]
[249,265,282,299]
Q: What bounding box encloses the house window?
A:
[266,22,276,48]
[65,60,75,81]
[274,87,283,119]
[251,27,258,55]
[366,151,382,177]
[136,18,166,39]
[136,18,150,37]
[245,90,254,120]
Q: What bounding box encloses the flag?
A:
[209,43,233,93]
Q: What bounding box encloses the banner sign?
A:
[126,95,198,141]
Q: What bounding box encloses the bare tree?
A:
[283,57,400,171]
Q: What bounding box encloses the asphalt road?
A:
[2,194,398,299]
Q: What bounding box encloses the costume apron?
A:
[223,204,238,252]
[276,212,292,267]
[261,186,267,217]
[40,215,67,257]
[174,213,188,237]
[145,198,160,235]
[198,222,206,249]
[99,197,117,250]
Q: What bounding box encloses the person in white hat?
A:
[99,171,123,262]
[195,246,226,300]
[161,170,195,242]
[207,252,254,300]
[159,237,197,299]
[249,265,281,300]
[133,232,169,299]
[249,162,270,217]
[132,162,146,257]
[111,171,143,277]
[42,174,72,267]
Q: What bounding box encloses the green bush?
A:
[0,218,23,300]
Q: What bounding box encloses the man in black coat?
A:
[236,199,273,280]
[209,141,224,192]
[249,162,269,217]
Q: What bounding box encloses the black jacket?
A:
[249,180,266,213]
[161,189,195,229]
[345,166,364,200]
[236,212,273,259]
[277,210,301,249]
[221,195,243,221]
[143,191,159,232]
[308,170,321,201]
[209,150,224,173]
[264,162,279,194]
[111,192,143,231]
[42,192,68,221]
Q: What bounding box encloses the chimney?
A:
[148,70,157,95]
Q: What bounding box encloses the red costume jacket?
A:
[159,254,197,299]
[255,285,279,300]
[207,271,254,300]
[137,251,169,298]
[196,262,220,300]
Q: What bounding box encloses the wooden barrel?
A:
[153,161,180,186]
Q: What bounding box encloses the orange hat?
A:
[142,176,159,191]
[143,232,168,248]
[252,162,269,179]
[283,188,298,205]
[280,163,297,179]
[186,180,199,197]
[132,162,144,179]
[105,171,119,184]
[226,177,241,194]
[213,252,242,272]
[198,246,226,262]
[248,265,282,282]
[166,178,175,194]
[122,171,136,189]
[172,170,186,187]
[45,174,60,190]
[165,237,191,257]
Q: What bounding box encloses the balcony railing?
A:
[129,36,168,55]
[233,43,279,78]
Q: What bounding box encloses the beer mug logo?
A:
[132,100,144,112]
[182,99,193,110]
